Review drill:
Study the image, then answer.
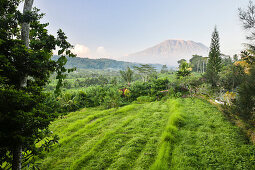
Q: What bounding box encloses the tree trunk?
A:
[20,0,34,87]
[21,0,34,48]
[12,0,34,169]
[202,61,205,73]
[12,145,22,170]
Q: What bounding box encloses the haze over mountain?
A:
[126,39,209,66]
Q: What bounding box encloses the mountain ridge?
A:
[126,39,209,66]
[52,56,164,70]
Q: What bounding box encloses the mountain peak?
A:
[126,39,209,66]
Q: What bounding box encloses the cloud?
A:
[72,44,90,58]
[96,46,107,57]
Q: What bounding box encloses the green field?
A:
[37,98,255,169]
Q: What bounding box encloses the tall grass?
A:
[150,99,184,170]
[34,98,255,170]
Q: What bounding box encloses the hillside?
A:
[127,39,209,66]
[52,56,163,70]
[36,98,255,169]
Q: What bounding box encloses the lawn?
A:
[36,98,255,169]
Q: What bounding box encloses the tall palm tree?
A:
[120,67,134,86]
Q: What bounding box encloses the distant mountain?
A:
[52,56,163,70]
[127,39,209,66]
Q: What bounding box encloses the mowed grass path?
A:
[38,98,255,169]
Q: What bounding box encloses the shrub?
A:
[57,92,79,112]
[219,64,245,91]
[136,96,155,103]
[129,81,151,101]
[103,88,123,109]
[234,67,255,120]
[196,83,214,97]
[85,86,107,107]
[76,91,93,108]
[150,78,169,93]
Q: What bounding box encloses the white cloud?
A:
[96,46,107,57]
[72,44,90,58]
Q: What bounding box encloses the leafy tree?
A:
[134,64,157,82]
[160,65,168,74]
[204,27,222,87]
[0,0,75,169]
[189,55,208,73]
[120,67,134,86]
[177,59,186,66]
[219,64,245,91]
[176,61,191,79]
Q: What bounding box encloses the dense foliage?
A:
[176,61,191,79]
[119,67,134,86]
[0,0,75,168]
[189,55,208,73]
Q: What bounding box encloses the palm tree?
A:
[241,44,255,65]
[120,67,134,86]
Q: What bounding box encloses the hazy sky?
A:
[28,0,252,60]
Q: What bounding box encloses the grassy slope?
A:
[171,98,255,169]
[37,98,255,169]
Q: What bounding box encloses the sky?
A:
[23,0,253,60]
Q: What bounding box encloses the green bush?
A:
[136,96,155,103]
[103,88,123,109]
[219,65,245,91]
[58,92,79,112]
[84,86,107,107]
[129,81,151,101]
[234,67,255,120]
[196,83,213,97]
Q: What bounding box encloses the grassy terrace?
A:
[37,98,255,169]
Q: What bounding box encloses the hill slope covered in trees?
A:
[52,56,163,70]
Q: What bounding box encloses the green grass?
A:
[171,98,255,169]
[36,98,255,169]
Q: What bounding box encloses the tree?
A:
[0,0,75,169]
[120,67,134,86]
[176,61,191,79]
[177,59,186,66]
[240,44,255,66]
[239,0,255,67]
[219,64,245,91]
[234,1,255,120]
[204,27,222,87]
[239,0,255,40]
[221,54,233,66]
[235,67,255,119]
[134,64,157,82]
[160,65,168,74]
[233,54,239,62]
[189,55,207,73]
